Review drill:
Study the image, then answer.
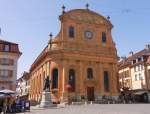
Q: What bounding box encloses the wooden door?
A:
[87,87,95,101]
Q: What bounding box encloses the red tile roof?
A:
[0,39,18,45]
[118,48,150,69]
[0,38,22,54]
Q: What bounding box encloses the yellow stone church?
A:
[29,6,118,103]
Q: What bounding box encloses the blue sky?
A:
[0,0,150,78]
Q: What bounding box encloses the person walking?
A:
[2,98,7,114]
[7,97,13,113]
[0,99,4,114]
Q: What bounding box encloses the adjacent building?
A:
[29,7,118,103]
[118,44,150,96]
[16,72,30,99]
[0,39,22,91]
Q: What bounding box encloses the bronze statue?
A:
[43,76,51,92]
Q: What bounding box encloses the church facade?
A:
[29,7,118,103]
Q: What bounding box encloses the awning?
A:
[134,91,147,95]
[0,89,16,94]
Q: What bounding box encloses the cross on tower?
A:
[62,5,66,14]
[86,3,89,10]
[107,16,110,20]
[49,33,53,49]
[49,33,53,39]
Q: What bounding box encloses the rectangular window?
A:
[138,65,140,71]
[136,66,138,72]
[69,26,75,38]
[138,57,141,62]
[133,60,136,64]
[0,58,14,65]
[87,68,93,79]
[141,65,144,70]
[0,70,13,77]
[134,67,136,72]
[141,56,144,61]
[135,74,138,81]
[104,71,109,92]
[139,73,143,80]
[4,44,10,52]
[102,32,107,43]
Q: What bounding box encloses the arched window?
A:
[104,71,109,92]
[68,69,75,92]
[69,26,75,38]
[87,68,93,79]
[52,68,58,89]
[102,32,107,43]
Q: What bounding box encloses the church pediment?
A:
[60,9,112,27]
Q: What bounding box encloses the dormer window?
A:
[69,26,75,38]
[133,60,136,64]
[102,32,107,43]
[138,57,142,62]
[4,44,10,52]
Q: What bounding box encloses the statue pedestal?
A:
[39,91,54,108]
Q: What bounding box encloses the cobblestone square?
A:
[20,104,150,114]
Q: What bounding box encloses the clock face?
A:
[85,31,93,39]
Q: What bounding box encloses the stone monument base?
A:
[39,91,54,108]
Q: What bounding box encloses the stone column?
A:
[58,60,63,97]
[80,61,85,96]
[95,62,100,96]
[99,62,104,96]
[41,65,44,92]
[48,60,51,87]
[110,63,113,94]
[75,61,80,95]
[112,63,118,98]
[79,61,83,94]
[61,60,68,100]
[45,62,48,76]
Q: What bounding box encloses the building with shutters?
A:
[118,44,150,102]
[16,71,30,99]
[0,38,22,91]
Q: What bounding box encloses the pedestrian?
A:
[11,100,16,113]
[7,97,13,113]
[21,99,25,112]
[3,98,7,114]
[0,99,4,114]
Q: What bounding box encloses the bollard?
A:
[85,101,87,105]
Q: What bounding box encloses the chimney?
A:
[145,44,150,51]
[128,51,134,57]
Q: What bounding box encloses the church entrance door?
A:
[87,87,95,101]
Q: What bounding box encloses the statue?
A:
[43,76,51,92]
[40,76,53,108]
